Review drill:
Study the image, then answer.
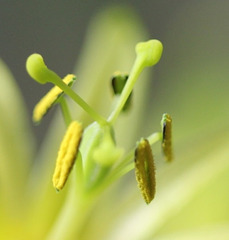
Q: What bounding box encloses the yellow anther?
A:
[52,121,83,191]
[33,74,76,123]
[135,139,156,204]
[161,113,173,162]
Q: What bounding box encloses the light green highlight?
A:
[26,53,57,84]
[135,39,163,68]
[93,127,123,167]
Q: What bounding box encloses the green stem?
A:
[52,78,108,126]
[88,166,110,191]
[107,39,163,124]
[108,58,144,124]
[59,98,72,126]
[148,132,162,145]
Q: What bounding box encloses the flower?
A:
[25,36,165,239]
[1,6,229,240]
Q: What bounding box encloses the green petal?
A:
[105,128,229,240]
[151,131,229,237]
[153,224,229,240]
[0,59,35,225]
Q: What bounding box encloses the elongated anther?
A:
[161,113,173,162]
[135,138,156,204]
[52,121,83,191]
[33,74,76,124]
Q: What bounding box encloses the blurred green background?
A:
[1,0,229,143]
[1,1,229,239]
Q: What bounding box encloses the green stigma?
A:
[135,39,163,68]
[26,53,62,84]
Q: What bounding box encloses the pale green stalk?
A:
[59,98,72,126]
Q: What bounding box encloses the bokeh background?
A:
[1,0,229,145]
[1,1,229,239]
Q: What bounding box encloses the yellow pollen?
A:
[33,74,76,123]
[52,121,82,191]
[135,139,156,204]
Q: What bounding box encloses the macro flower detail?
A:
[26,39,171,202]
[23,32,176,239]
[2,5,229,240]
